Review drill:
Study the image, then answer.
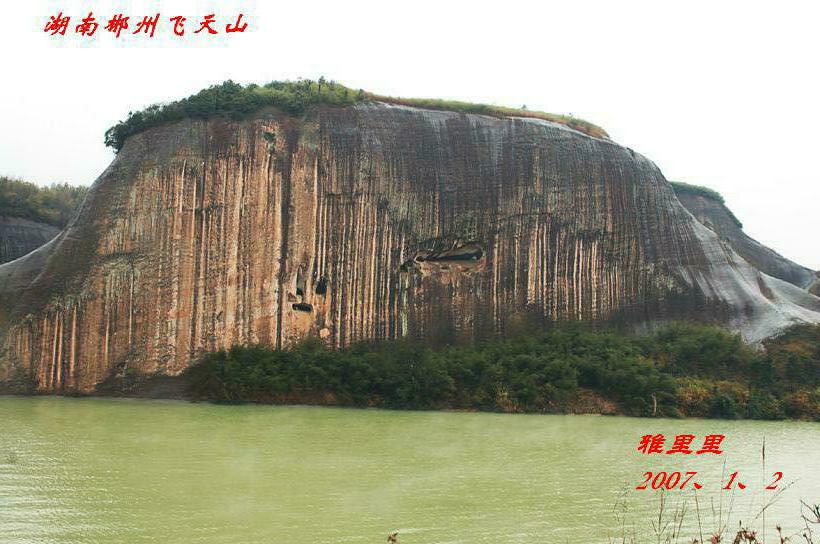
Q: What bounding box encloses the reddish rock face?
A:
[1,103,819,393]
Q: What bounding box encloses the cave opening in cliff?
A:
[296,267,306,297]
[414,246,484,263]
[292,303,313,312]
[315,277,328,295]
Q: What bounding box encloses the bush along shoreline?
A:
[183,323,820,420]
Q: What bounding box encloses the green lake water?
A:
[1,397,818,544]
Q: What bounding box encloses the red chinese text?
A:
[637,434,725,455]
[44,12,249,39]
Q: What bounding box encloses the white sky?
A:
[2,0,818,269]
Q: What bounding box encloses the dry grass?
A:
[609,445,816,544]
[609,491,819,544]
[364,92,610,139]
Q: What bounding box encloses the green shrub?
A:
[0,177,87,227]
[745,391,785,420]
[185,324,674,416]
[104,79,363,151]
[183,322,820,420]
[782,390,820,420]
[763,324,820,389]
[644,323,754,380]
[675,379,713,418]
[709,394,739,419]
[104,79,609,152]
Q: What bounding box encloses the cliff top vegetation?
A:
[670,181,744,228]
[669,181,726,203]
[103,79,609,152]
[0,176,88,228]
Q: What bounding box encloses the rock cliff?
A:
[673,186,816,290]
[1,103,819,393]
[0,216,59,264]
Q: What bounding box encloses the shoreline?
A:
[3,390,819,423]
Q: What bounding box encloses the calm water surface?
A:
[0,397,818,544]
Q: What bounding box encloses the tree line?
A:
[0,176,88,227]
[185,322,820,420]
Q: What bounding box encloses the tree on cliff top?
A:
[103,79,609,152]
[103,79,364,151]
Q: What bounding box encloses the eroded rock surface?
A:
[674,190,816,289]
[809,272,820,297]
[1,103,819,393]
[0,216,59,264]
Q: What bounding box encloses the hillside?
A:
[0,177,87,263]
[0,84,818,395]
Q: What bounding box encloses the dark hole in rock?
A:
[263,131,276,143]
[315,277,328,295]
[292,303,313,312]
[296,267,306,297]
[437,249,483,261]
[415,246,483,262]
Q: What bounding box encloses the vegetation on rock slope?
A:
[0,176,88,228]
[185,323,820,421]
[669,181,726,203]
[365,92,609,138]
[670,180,744,228]
[104,79,609,151]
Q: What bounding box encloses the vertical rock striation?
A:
[1,103,819,393]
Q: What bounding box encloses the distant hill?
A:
[0,177,87,263]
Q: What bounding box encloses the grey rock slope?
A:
[0,216,59,264]
[674,187,816,289]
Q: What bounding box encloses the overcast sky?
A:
[2,0,818,269]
